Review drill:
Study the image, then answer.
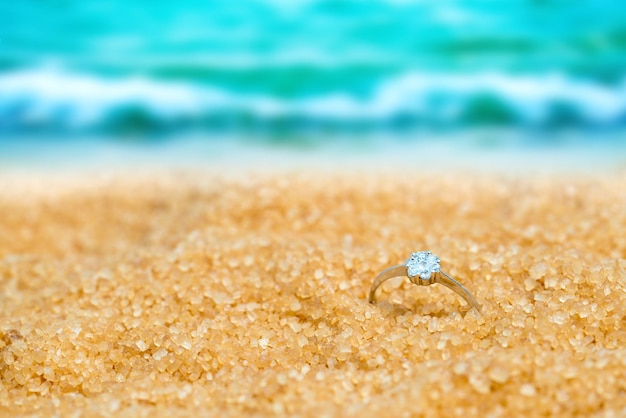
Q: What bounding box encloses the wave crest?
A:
[1,68,625,133]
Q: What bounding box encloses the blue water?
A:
[1,0,626,135]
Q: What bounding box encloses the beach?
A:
[3,0,626,415]
[1,169,626,416]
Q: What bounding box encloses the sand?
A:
[1,169,626,417]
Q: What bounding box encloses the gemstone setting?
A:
[406,251,440,280]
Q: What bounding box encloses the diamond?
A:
[406,251,440,279]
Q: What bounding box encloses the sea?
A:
[1,0,626,170]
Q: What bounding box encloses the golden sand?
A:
[1,170,626,417]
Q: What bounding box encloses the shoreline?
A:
[2,131,626,175]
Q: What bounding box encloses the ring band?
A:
[369,251,481,312]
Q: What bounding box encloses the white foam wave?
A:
[378,72,626,124]
[1,68,625,131]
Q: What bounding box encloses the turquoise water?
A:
[1,0,626,135]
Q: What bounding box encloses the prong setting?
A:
[406,251,440,280]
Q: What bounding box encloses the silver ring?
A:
[369,251,481,312]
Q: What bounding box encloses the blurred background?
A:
[1,0,626,171]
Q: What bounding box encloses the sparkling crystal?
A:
[406,251,440,279]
